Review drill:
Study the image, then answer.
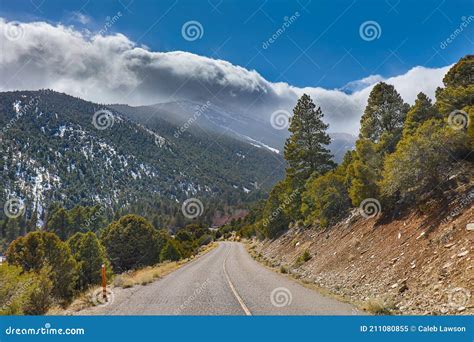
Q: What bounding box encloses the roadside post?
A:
[101,264,107,302]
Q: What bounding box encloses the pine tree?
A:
[284,94,335,184]
[359,82,409,153]
[67,231,110,290]
[46,207,72,240]
[403,92,440,137]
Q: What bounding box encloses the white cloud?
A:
[70,11,91,25]
[0,18,452,135]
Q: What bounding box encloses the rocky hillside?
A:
[250,165,473,315]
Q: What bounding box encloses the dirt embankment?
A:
[252,188,473,315]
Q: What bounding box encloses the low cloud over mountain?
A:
[0,18,450,134]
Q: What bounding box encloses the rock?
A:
[416,231,426,240]
[399,282,409,293]
[444,243,455,248]
[457,306,466,312]
[457,250,468,257]
[467,223,474,231]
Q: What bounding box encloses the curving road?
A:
[78,242,362,315]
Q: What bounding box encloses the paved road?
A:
[79,242,362,315]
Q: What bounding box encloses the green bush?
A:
[300,250,312,262]
[101,215,161,272]
[6,231,77,301]
[302,171,351,228]
[0,263,53,315]
[381,119,469,202]
[198,234,213,246]
[159,240,182,262]
[67,232,111,290]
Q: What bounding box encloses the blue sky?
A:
[1,0,472,89]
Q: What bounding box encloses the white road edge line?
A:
[223,243,252,316]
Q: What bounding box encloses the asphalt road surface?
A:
[79,242,362,315]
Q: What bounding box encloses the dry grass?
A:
[113,261,182,288]
[362,297,397,315]
[113,242,218,288]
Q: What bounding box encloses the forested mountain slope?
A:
[0,90,285,231]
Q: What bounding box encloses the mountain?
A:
[0,90,285,227]
[112,101,356,163]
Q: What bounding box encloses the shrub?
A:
[22,267,53,315]
[381,119,469,202]
[6,231,77,301]
[101,215,161,272]
[300,250,312,262]
[198,234,213,246]
[0,263,53,315]
[67,232,111,290]
[160,240,182,262]
[302,171,351,228]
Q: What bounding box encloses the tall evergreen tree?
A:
[45,207,72,241]
[284,94,335,184]
[359,82,409,153]
[403,92,441,137]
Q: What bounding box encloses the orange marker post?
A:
[101,264,107,302]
